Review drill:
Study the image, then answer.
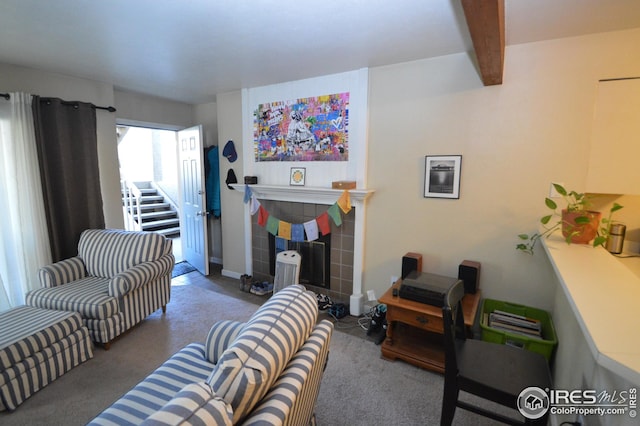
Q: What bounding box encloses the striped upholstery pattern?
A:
[38,257,86,288]
[120,275,171,331]
[140,383,233,426]
[207,284,318,424]
[78,229,170,278]
[90,286,333,425]
[27,229,174,345]
[242,320,333,426]
[0,306,83,367]
[26,276,118,320]
[109,253,174,298]
[204,320,245,364]
[0,306,93,411]
[88,343,214,426]
[85,314,125,343]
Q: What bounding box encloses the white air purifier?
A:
[274,250,301,293]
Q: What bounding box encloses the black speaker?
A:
[458,260,480,294]
[401,253,422,279]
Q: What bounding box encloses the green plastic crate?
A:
[480,298,558,362]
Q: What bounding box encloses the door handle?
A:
[196,211,209,216]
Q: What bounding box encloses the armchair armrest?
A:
[108,253,175,298]
[38,257,86,288]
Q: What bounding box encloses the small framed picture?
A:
[290,167,306,186]
[424,155,462,199]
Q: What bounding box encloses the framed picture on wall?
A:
[290,167,306,186]
[424,155,462,199]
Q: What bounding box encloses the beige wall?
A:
[214,28,640,311]
[114,90,194,129]
[216,91,246,277]
[0,62,123,229]
[364,28,640,311]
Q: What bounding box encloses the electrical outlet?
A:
[390,275,398,286]
[367,289,377,302]
[549,182,564,198]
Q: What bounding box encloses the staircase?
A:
[122,182,180,237]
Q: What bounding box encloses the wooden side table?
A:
[379,279,481,373]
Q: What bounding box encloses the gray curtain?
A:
[32,97,105,262]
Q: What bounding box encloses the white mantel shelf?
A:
[231,184,375,205]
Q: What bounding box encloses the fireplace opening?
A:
[269,233,331,289]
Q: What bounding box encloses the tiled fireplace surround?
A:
[237,184,374,315]
[251,199,355,304]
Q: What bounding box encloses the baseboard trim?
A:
[222,269,241,280]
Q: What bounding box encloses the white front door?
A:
[177,126,209,276]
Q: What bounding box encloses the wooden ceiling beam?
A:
[461,0,505,86]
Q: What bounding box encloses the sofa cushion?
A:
[242,320,333,425]
[140,383,233,426]
[206,284,318,424]
[78,229,169,278]
[204,320,245,364]
[26,276,118,320]
[87,343,214,426]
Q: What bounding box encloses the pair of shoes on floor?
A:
[240,274,252,292]
[316,293,333,310]
[250,281,273,296]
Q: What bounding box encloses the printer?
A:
[399,271,462,306]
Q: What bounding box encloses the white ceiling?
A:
[1,0,639,104]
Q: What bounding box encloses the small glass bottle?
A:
[605,223,626,254]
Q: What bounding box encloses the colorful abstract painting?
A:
[254,92,349,161]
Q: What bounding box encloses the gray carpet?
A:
[0,272,509,425]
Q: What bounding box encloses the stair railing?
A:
[122,180,143,231]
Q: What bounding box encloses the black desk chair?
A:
[441,281,552,425]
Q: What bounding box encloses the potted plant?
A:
[517,184,623,255]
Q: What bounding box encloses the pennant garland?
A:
[337,190,351,214]
[291,224,305,242]
[257,205,269,226]
[243,185,352,242]
[316,212,331,235]
[303,219,319,241]
[327,204,342,227]
[278,221,292,240]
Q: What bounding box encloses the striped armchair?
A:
[26,229,175,349]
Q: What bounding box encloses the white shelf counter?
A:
[542,234,640,386]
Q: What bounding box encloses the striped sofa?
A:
[89,285,334,425]
[26,229,175,349]
[0,305,93,411]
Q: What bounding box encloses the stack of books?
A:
[487,310,543,339]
